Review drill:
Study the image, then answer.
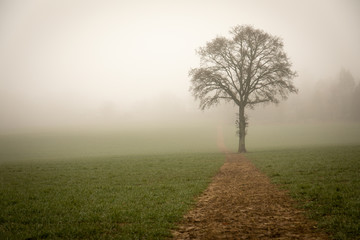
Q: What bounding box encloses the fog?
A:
[1,0,360,134]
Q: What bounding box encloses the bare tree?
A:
[190,25,297,153]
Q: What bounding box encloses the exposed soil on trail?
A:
[171,153,329,239]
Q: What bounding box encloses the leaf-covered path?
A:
[171,153,329,239]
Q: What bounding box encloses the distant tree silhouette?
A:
[331,69,356,119]
[352,82,360,120]
[311,69,357,121]
[190,25,297,152]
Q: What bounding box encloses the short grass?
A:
[246,145,360,240]
[0,153,224,239]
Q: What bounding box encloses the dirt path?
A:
[171,153,329,239]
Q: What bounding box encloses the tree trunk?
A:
[238,105,247,153]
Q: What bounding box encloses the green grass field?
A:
[1,123,360,239]
[246,145,360,240]
[0,153,224,239]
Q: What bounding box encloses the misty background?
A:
[0,0,360,152]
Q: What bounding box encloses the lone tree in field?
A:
[190,25,297,153]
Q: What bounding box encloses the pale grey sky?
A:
[0,0,359,132]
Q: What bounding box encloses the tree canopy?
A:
[190,25,298,152]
